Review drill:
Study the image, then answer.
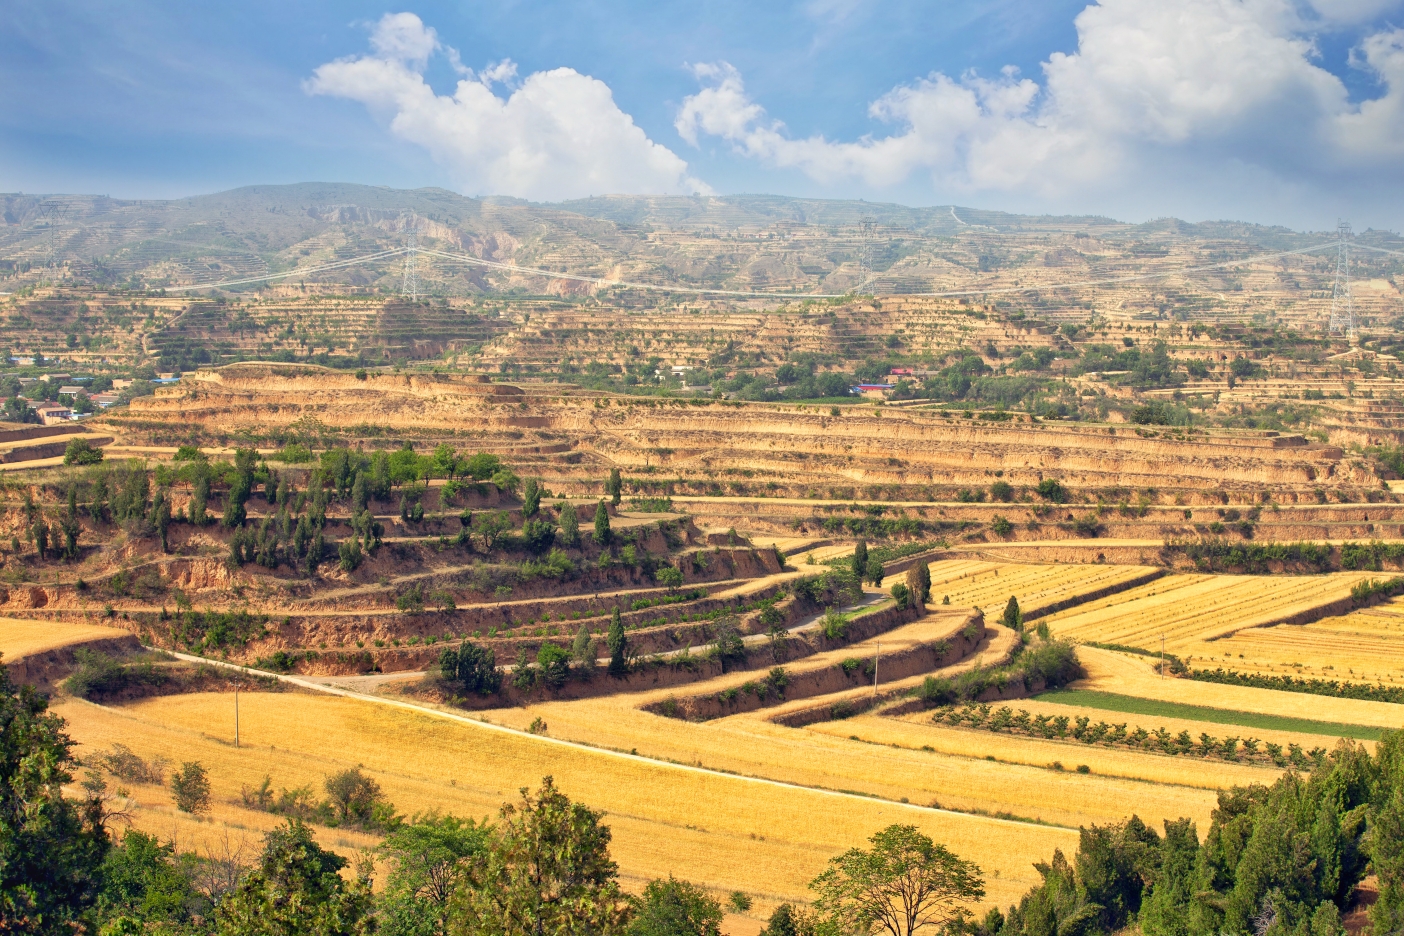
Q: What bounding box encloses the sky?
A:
[3,0,1404,230]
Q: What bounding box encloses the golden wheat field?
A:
[1077,647,1404,727]
[1037,572,1376,652]
[1198,599,1404,682]
[925,560,1162,620]
[808,713,1280,794]
[55,692,1074,913]
[0,617,131,659]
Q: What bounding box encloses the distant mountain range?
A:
[0,183,1395,300]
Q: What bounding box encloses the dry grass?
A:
[0,617,130,659]
[1039,572,1374,652]
[925,561,1160,620]
[1077,646,1404,728]
[811,714,1280,796]
[55,692,1073,913]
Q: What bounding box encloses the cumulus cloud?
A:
[675,0,1404,207]
[307,12,709,201]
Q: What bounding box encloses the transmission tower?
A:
[856,219,877,293]
[1327,221,1355,341]
[34,201,69,286]
[401,214,421,301]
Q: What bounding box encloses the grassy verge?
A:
[1034,689,1384,741]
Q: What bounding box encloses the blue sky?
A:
[4,0,1404,229]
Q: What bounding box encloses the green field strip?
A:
[1034,689,1388,741]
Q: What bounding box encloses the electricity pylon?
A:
[1327,221,1354,341]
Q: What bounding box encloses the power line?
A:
[401,214,421,301]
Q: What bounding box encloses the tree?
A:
[522,478,541,518]
[447,777,629,936]
[628,877,724,936]
[439,643,501,696]
[606,467,623,505]
[378,814,492,936]
[810,824,984,936]
[559,501,580,547]
[214,819,373,936]
[607,608,628,677]
[572,624,596,668]
[0,658,109,933]
[324,767,393,828]
[865,557,884,586]
[59,486,80,560]
[905,562,930,607]
[151,490,171,553]
[852,540,868,578]
[63,437,103,466]
[463,452,502,481]
[655,565,684,592]
[97,828,205,930]
[1002,596,1022,631]
[594,500,612,545]
[171,761,211,814]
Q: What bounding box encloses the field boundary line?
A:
[152,648,1070,831]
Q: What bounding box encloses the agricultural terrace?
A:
[924,560,1163,620]
[1203,598,1404,684]
[1037,571,1379,656]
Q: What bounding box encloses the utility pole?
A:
[234,675,240,748]
[872,642,881,701]
[1160,635,1165,680]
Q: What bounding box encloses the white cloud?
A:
[307,12,709,201]
[675,0,1404,209]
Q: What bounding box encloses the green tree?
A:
[810,824,984,936]
[97,829,205,930]
[865,557,884,586]
[324,766,394,828]
[378,814,492,936]
[1002,596,1022,631]
[905,562,930,607]
[522,478,541,518]
[628,877,724,936]
[447,777,629,936]
[572,624,596,667]
[0,658,109,933]
[439,643,501,696]
[594,501,612,545]
[558,501,580,547]
[607,608,628,677]
[655,565,684,592]
[214,819,373,936]
[60,486,81,560]
[606,467,623,505]
[63,437,103,466]
[151,490,171,553]
[852,540,868,578]
[463,452,502,481]
[170,761,210,814]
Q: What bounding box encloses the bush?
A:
[63,437,104,466]
[891,582,911,610]
[991,515,1013,537]
[170,761,211,814]
[94,742,168,785]
[64,649,168,700]
[1035,479,1068,503]
[990,481,1014,502]
[324,766,398,830]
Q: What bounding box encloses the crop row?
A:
[932,702,1332,767]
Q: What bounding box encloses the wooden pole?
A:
[872,643,881,701]
[234,677,240,748]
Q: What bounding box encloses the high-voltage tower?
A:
[401,214,421,300]
[1327,221,1354,340]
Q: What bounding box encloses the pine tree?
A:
[522,478,540,518]
[606,468,622,506]
[851,540,868,578]
[350,472,368,513]
[1002,595,1022,630]
[607,608,627,677]
[559,501,580,546]
[572,623,595,666]
[593,501,611,545]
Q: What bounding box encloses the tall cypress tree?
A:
[606,468,622,506]
[851,540,868,578]
[558,501,580,546]
[606,608,627,677]
[522,478,540,518]
[593,501,611,545]
[1002,595,1022,630]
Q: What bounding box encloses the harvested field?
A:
[1201,599,1404,683]
[1077,646,1404,729]
[55,692,1073,911]
[813,714,1282,792]
[925,560,1164,619]
[1039,572,1376,652]
[1033,689,1385,740]
[0,617,132,659]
